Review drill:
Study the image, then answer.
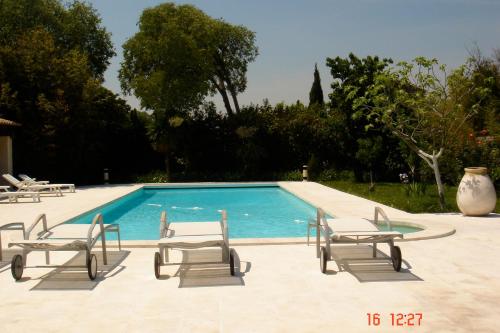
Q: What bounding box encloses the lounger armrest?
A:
[33,180,50,185]
[85,214,110,265]
[0,223,25,258]
[159,211,169,238]
[0,222,27,261]
[316,208,332,258]
[87,213,106,249]
[332,231,403,237]
[20,179,33,186]
[26,214,48,240]
[374,207,392,231]
[0,222,26,233]
[220,210,229,246]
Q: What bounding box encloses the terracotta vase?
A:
[456,167,497,216]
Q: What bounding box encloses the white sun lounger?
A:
[18,174,49,184]
[154,210,235,278]
[316,207,403,273]
[19,174,75,193]
[6,213,121,281]
[0,186,41,203]
[3,174,63,196]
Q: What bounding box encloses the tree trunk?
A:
[229,88,240,114]
[368,170,375,192]
[226,77,240,113]
[431,154,445,210]
[211,78,233,116]
[415,148,445,210]
[392,131,446,210]
[219,87,234,116]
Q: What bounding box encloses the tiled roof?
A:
[0,118,21,127]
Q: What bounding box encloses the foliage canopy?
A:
[353,57,493,208]
[0,0,155,183]
[309,64,324,106]
[119,2,258,116]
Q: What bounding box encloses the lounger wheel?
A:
[391,246,402,272]
[229,248,235,276]
[87,254,98,280]
[154,252,161,279]
[320,246,328,274]
[11,254,24,281]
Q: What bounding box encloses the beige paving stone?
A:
[0,182,499,332]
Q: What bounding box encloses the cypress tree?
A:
[309,63,324,106]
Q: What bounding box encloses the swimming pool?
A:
[68,186,422,240]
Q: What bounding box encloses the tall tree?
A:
[210,21,258,114]
[0,0,147,184]
[309,63,324,106]
[120,4,212,113]
[0,0,115,79]
[354,57,492,209]
[326,53,396,180]
[119,3,258,117]
[120,3,258,176]
[119,4,213,176]
[466,47,500,133]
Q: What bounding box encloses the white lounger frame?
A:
[154,210,235,278]
[0,187,41,203]
[19,174,76,193]
[2,174,63,196]
[316,207,403,273]
[6,213,121,281]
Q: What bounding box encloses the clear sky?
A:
[87,0,500,111]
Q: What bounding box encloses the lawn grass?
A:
[320,181,500,214]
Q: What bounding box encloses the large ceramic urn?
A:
[457,167,497,216]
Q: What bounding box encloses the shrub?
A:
[136,170,168,183]
[403,182,428,197]
[338,170,356,182]
[277,170,303,181]
[307,154,320,179]
[317,169,356,182]
[317,169,337,181]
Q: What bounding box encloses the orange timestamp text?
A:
[367,313,423,327]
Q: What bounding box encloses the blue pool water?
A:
[68,186,422,240]
[69,186,319,239]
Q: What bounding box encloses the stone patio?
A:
[0,182,499,332]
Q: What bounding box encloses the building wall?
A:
[0,136,13,183]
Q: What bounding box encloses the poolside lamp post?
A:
[302,165,308,182]
[103,168,109,184]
